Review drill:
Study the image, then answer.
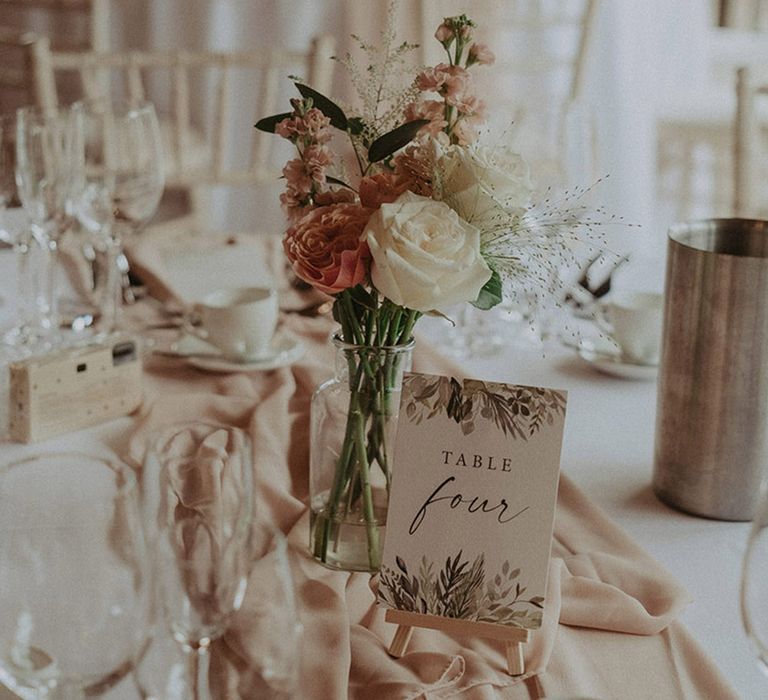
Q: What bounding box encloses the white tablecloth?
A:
[0,249,761,698]
[417,316,761,698]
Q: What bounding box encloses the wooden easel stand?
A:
[384,609,532,675]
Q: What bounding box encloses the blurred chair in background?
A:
[0,0,110,112]
[408,0,601,353]
[0,28,36,117]
[417,0,600,192]
[0,0,110,50]
[24,32,335,233]
[734,65,768,217]
[654,4,768,228]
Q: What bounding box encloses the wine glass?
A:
[13,106,81,348]
[238,522,302,699]
[741,482,768,675]
[72,99,164,333]
[0,452,151,699]
[134,523,301,700]
[0,111,35,350]
[144,422,254,700]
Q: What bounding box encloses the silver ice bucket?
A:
[653,219,768,521]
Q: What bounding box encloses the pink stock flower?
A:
[280,189,310,221]
[451,118,481,146]
[416,67,445,93]
[302,108,332,143]
[282,158,313,193]
[393,143,436,198]
[455,93,487,120]
[275,108,331,144]
[275,116,302,141]
[303,144,333,185]
[359,172,411,209]
[283,204,373,295]
[404,100,447,137]
[434,22,454,43]
[280,159,314,219]
[438,64,472,107]
[468,42,495,66]
[314,188,356,206]
[416,64,475,111]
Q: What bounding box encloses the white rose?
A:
[439,144,532,226]
[364,191,492,313]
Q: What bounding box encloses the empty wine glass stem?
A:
[48,682,85,699]
[13,231,33,330]
[41,237,59,332]
[94,237,122,333]
[26,224,60,336]
[188,644,212,700]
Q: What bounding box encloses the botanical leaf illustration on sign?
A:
[402,374,566,439]
[379,550,544,629]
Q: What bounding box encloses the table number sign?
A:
[378,373,567,674]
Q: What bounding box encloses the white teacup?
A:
[190,287,279,358]
[604,291,664,365]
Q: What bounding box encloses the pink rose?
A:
[468,43,495,66]
[359,172,411,209]
[283,204,373,295]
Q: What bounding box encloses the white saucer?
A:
[169,331,306,372]
[563,335,658,381]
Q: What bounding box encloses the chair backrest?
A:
[27,33,336,189]
[0,0,109,113]
[0,27,37,111]
[0,0,109,50]
[734,65,768,216]
[416,0,600,189]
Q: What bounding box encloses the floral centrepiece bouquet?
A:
[257,12,592,571]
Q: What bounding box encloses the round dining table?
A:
[0,234,758,699]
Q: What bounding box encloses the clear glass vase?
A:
[310,334,414,572]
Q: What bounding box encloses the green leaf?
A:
[348,285,377,312]
[368,120,430,162]
[347,116,366,136]
[471,269,502,310]
[254,112,294,133]
[326,175,354,190]
[295,83,348,130]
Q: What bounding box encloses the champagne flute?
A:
[72,99,164,333]
[741,482,768,675]
[0,112,36,350]
[144,422,254,700]
[13,107,81,348]
[0,453,151,699]
[134,523,301,700]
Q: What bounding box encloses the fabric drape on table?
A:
[126,289,738,699]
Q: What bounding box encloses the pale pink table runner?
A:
[125,234,739,699]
